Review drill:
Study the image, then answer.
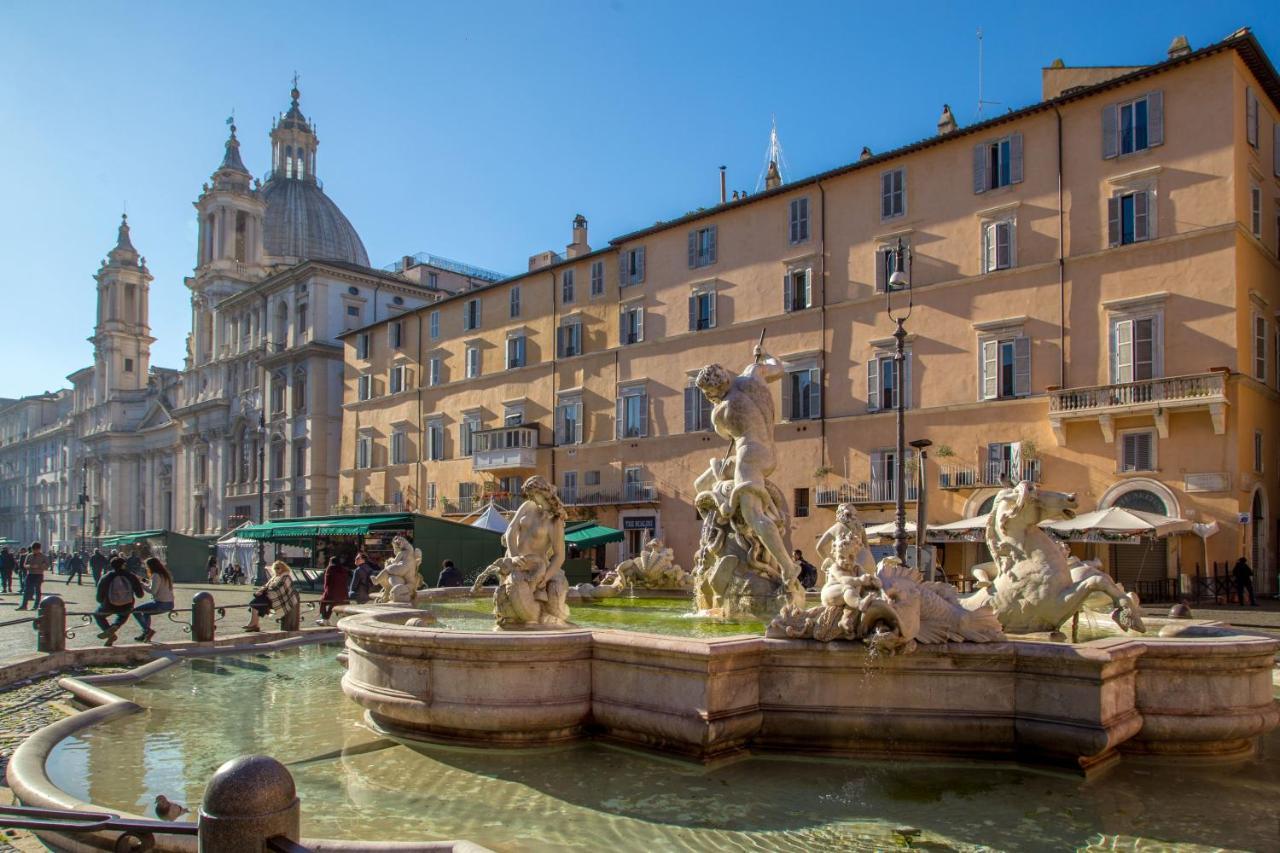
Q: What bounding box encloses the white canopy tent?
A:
[864,521,918,540]
[470,502,510,534]
[215,523,258,577]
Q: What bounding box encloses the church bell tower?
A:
[92,214,155,402]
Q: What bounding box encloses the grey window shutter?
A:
[881,172,892,218]
[688,294,696,331]
[619,310,626,343]
[615,398,624,440]
[875,249,886,292]
[684,387,696,432]
[789,201,799,243]
[1013,336,1031,396]
[981,339,998,399]
[639,393,649,437]
[809,367,822,419]
[1009,132,1024,183]
[555,407,565,444]
[781,371,793,421]
[1107,196,1121,246]
[784,273,793,313]
[1246,87,1258,147]
[574,404,583,443]
[867,359,879,411]
[688,231,697,268]
[700,392,711,430]
[996,222,1012,269]
[803,269,812,307]
[635,247,645,282]
[556,326,565,357]
[1102,103,1119,159]
[708,226,717,264]
[1134,191,1149,241]
[973,143,988,193]
[636,308,644,342]
[708,292,717,328]
[1147,91,1164,147]
[619,253,628,285]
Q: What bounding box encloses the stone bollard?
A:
[198,755,300,852]
[192,592,216,642]
[35,595,66,653]
[280,604,300,632]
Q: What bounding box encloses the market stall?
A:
[564,521,623,583]
[96,529,212,583]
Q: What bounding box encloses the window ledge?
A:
[972,315,1029,333]
[1101,291,1169,311]
[975,200,1021,219]
[1106,164,1162,185]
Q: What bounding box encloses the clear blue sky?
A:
[0,1,1275,396]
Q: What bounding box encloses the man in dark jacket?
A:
[65,552,86,585]
[348,554,376,604]
[793,549,818,590]
[1232,556,1258,606]
[437,560,464,587]
[95,557,145,646]
[0,548,14,593]
[89,549,108,584]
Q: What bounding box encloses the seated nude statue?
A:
[472,476,569,627]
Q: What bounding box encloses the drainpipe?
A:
[1055,106,1066,389]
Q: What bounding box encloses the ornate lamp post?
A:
[909,438,933,578]
[256,411,267,584]
[78,458,89,554]
[885,238,913,563]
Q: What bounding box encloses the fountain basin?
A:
[339,608,1279,774]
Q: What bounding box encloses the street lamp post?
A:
[257,412,267,584]
[886,238,914,563]
[78,458,89,554]
[910,438,933,579]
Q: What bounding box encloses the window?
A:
[557,320,582,357]
[986,442,1022,483]
[1121,430,1155,472]
[356,332,370,360]
[1251,185,1262,237]
[562,270,575,303]
[973,133,1023,192]
[556,397,583,445]
[875,240,911,292]
[1107,188,1153,246]
[585,470,601,486]
[293,368,307,413]
[1246,86,1259,149]
[789,197,810,244]
[465,345,481,378]
[463,298,481,331]
[429,310,440,340]
[620,304,644,345]
[624,466,646,501]
[784,267,812,312]
[357,374,373,401]
[684,379,713,432]
[271,441,285,478]
[459,416,480,457]
[1255,314,1268,381]
[590,260,605,296]
[616,386,648,438]
[1102,92,1163,158]
[688,288,716,331]
[503,405,524,426]
[870,448,915,500]
[296,303,308,338]
[562,471,578,504]
[1255,430,1264,473]
[424,482,437,509]
[783,364,822,421]
[880,168,905,219]
[389,322,403,349]
[391,430,407,465]
[346,305,360,318]
[620,246,645,286]
[1111,314,1160,383]
[123,358,134,373]
[867,351,912,411]
[293,443,306,477]
[428,356,441,387]
[270,374,285,412]
[428,271,439,289]
[356,435,371,469]
[389,364,407,394]
[426,420,444,461]
[509,286,520,318]
[459,482,477,508]
[794,488,810,519]
[506,334,526,369]
[688,226,718,268]
[981,335,1031,399]
[982,219,1015,272]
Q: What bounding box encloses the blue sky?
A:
[0,1,1275,396]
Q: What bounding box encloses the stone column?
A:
[198,755,300,852]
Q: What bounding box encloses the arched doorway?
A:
[1114,488,1169,515]
[1101,480,1177,592]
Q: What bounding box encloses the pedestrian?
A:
[348,553,375,604]
[89,548,107,584]
[64,551,86,585]
[1232,556,1258,607]
[94,556,144,646]
[0,547,14,593]
[125,550,143,576]
[17,542,49,610]
[242,560,299,632]
[130,557,175,642]
[437,559,463,587]
[206,554,218,583]
[316,557,350,626]
[15,548,27,595]
[793,549,818,590]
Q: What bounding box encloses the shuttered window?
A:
[390,431,406,465]
[463,299,481,331]
[510,286,521,318]
[881,168,905,219]
[1102,91,1163,159]
[973,132,1023,193]
[459,418,480,457]
[562,270,575,303]
[980,336,1031,399]
[426,422,444,461]
[465,345,481,378]
[357,374,372,401]
[616,388,648,439]
[789,197,810,244]
[982,220,1015,272]
[356,333,370,359]
[1246,86,1259,149]
[557,321,583,357]
[782,366,822,421]
[590,260,605,296]
[1121,431,1154,472]
[427,357,441,387]
[1111,315,1159,383]
[620,305,644,345]
[1254,314,1267,381]
[389,365,407,394]
[867,352,912,411]
[688,226,718,268]
[355,436,371,469]
[683,383,713,432]
[390,321,403,349]
[506,335,526,369]
[784,268,812,312]
[620,247,645,286]
[688,290,717,331]
[1107,189,1153,246]
[556,399,583,445]
[429,310,439,340]
[1251,185,1262,237]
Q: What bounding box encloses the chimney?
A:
[859,146,873,161]
[565,214,590,258]
[937,104,957,135]
[765,160,781,190]
[400,255,414,271]
[1167,35,1191,59]
[719,166,727,205]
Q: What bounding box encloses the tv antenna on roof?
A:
[755,115,788,192]
[977,28,1002,120]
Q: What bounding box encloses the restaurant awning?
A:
[237,514,418,541]
[864,521,917,540]
[99,529,167,547]
[1046,507,1192,539]
[564,521,623,547]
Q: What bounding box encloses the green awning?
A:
[237,514,418,541]
[99,530,166,547]
[564,521,624,548]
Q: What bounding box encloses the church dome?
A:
[260,177,369,267]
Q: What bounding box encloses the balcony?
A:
[471,425,540,473]
[1048,371,1227,444]
[562,481,659,507]
[939,459,1041,490]
[815,480,919,507]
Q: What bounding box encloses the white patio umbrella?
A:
[864,521,917,540]
[470,501,510,534]
[1046,507,1191,538]
[929,514,991,534]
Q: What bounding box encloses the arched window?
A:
[285,145,294,179]
[292,367,307,413]
[274,302,289,345]
[977,494,997,516]
[296,154,304,180]
[234,211,247,262]
[270,371,286,414]
[205,213,215,262]
[1114,489,1168,515]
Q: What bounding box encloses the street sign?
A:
[1237,512,1251,525]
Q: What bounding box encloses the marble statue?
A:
[373,536,422,605]
[470,476,570,628]
[768,535,1004,654]
[690,342,806,620]
[963,481,1146,636]
[815,503,875,590]
[606,536,692,590]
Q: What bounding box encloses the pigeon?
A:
[154,795,189,821]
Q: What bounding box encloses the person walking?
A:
[89,548,107,585]
[206,554,218,583]
[125,551,143,576]
[94,556,144,646]
[16,542,49,610]
[1232,556,1258,607]
[64,551,87,585]
[316,557,350,626]
[793,549,818,590]
[243,560,299,632]
[0,547,14,594]
[15,548,27,596]
[130,557,175,642]
[437,559,463,587]
[348,553,376,604]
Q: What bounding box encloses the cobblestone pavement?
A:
[0,580,322,663]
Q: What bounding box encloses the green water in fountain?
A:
[426,594,767,638]
[45,645,1280,851]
